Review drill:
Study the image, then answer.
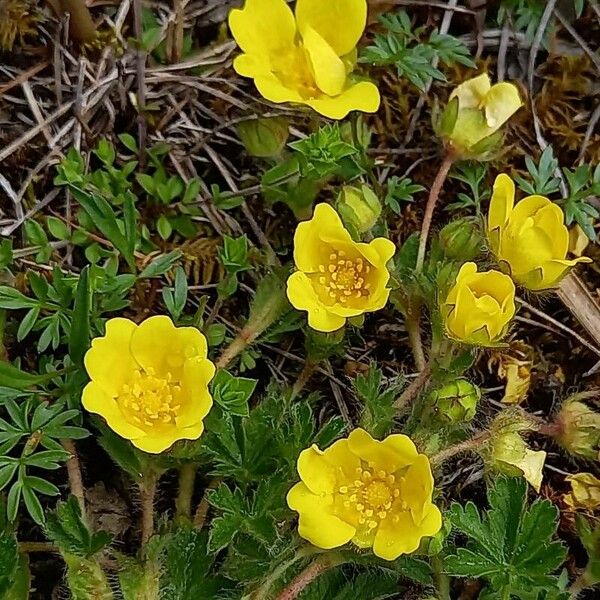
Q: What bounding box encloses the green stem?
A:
[430,431,491,467]
[139,471,158,552]
[432,555,450,600]
[405,297,426,371]
[290,359,317,401]
[175,463,196,520]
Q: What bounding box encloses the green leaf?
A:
[0,287,39,310]
[0,363,49,391]
[139,251,182,279]
[444,477,567,595]
[24,219,48,247]
[22,484,45,524]
[211,370,257,417]
[16,307,40,342]
[218,235,251,275]
[0,530,19,596]
[208,514,242,552]
[45,496,112,557]
[46,216,70,240]
[69,185,136,270]
[69,267,90,368]
[0,239,13,269]
[119,133,139,153]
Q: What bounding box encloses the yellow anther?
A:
[365,509,373,517]
[319,264,326,272]
[378,511,387,520]
[368,520,378,529]
[339,486,348,494]
[343,500,351,508]
[356,503,365,512]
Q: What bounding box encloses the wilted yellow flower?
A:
[488,341,533,405]
[287,428,442,560]
[228,0,380,119]
[286,204,395,332]
[83,316,215,454]
[490,430,546,492]
[564,473,600,511]
[441,73,522,155]
[487,174,591,290]
[441,262,516,346]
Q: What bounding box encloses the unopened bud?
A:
[337,185,381,234]
[438,218,483,262]
[237,117,289,158]
[431,378,480,423]
[555,396,600,461]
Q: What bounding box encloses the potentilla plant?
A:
[0,1,598,599]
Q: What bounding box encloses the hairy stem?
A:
[430,431,491,467]
[62,439,86,518]
[139,472,158,551]
[175,463,196,519]
[290,359,317,401]
[432,555,450,600]
[405,298,426,371]
[274,553,344,600]
[393,362,432,410]
[193,476,221,529]
[416,152,455,272]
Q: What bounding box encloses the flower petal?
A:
[295,0,367,56]
[373,504,442,560]
[450,73,491,108]
[306,81,380,120]
[253,74,305,104]
[348,428,417,472]
[297,444,338,494]
[286,271,346,332]
[84,318,137,397]
[130,316,208,378]
[302,26,347,96]
[175,357,215,428]
[82,381,145,440]
[484,82,522,133]
[287,483,356,549]
[488,174,515,253]
[229,0,296,61]
[400,454,434,523]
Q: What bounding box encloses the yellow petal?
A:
[400,454,435,523]
[306,81,380,120]
[293,203,350,272]
[229,0,296,60]
[488,174,515,253]
[373,504,442,560]
[130,316,208,378]
[483,82,522,133]
[175,357,215,428]
[287,482,356,548]
[347,428,417,472]
[295,0,367,57]
[297,445,338,495]
[84,318,137,397]
[131,426,202,454]
[286,271,346,332]
[449,73,491,109]
[82,381,145,440]
[254,74,305,104]
[569,225,590,257]
[527,257,592,291]
[515,448,546,492]
[302,26,346,96]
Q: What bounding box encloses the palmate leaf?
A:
[445,478,567,596]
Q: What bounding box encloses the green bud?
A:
[438,218,483,261]
[305,328,345,361]
[430,378,480,423]
[237,117,289,158]
[337,185,381,234]
[555,395,600,460]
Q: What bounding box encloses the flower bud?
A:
[236,117,289,158]
[337,185,381,234]
[430,378,480,423]
[438,218,483,262]
[555,396,600,460]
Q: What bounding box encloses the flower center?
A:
[317,251,372,304]
[118,368,181,428]
[338,466,404,530]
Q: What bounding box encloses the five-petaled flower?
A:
[82,316,215,454]
[441,262,516,346]
[287,428,442,560]
[228,0,380,119]
[487,174,591,291]
[444,73,522,155]
[286,203,396,332]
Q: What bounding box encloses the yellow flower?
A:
[286,203,396,332]
[444,73,522,154]
[442,262,516,346]
[228,0,380,119]
[82,316,215,454]
[487,174,592,290]
[287,428,442,560]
